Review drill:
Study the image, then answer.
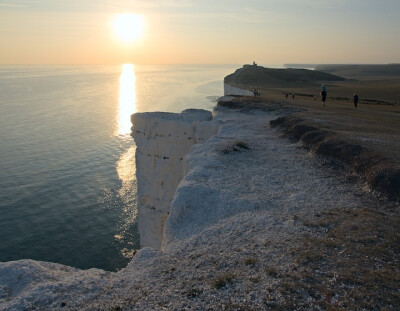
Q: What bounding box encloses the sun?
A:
[112,13,144,43]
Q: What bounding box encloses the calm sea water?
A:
[0,64,238,271]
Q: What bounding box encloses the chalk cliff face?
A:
[224,83,254,96]
[131,109,220,249]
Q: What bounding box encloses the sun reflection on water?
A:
[117,64,137,136]
[114,137,138,256]
[114,64,139,257]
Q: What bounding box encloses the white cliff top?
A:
[0,104,383,310]
[132,108,213,123]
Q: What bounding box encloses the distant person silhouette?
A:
[285,93,288,99]
[321,84,327,106]
[292,93,295,99]
[353,93,359,108]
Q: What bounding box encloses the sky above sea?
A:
[0,0,399,65]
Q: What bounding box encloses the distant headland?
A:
[225,64,345,88]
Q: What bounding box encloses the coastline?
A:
[1,86,399,309]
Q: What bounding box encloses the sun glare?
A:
[113,13,144,43]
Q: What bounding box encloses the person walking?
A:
[353,93,359,108]
[321,84,327,106]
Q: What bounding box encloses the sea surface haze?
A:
[0,64,237,271]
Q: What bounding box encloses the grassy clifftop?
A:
[224,65,346,86]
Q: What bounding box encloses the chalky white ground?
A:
[0,106,371,310]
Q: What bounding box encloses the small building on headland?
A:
[242,61,258,69]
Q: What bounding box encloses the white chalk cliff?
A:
[131,109,220,249]
[0,96,372,310]
[224,83,254,96]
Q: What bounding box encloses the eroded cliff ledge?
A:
[131,109,220,249]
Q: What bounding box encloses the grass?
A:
[249,276,260,283]
[220,141,250,154]
[243,76,400,164]
[265,266,278,277]
[213,273,235,289]
[269,114,400,199]
[216,73,400,307]
[273,207,400,309]
[243,258,258,266]
[185,288,202,298]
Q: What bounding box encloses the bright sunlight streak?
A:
[117,64,137,135]
[112,13,144,43]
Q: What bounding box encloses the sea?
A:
[0,64,239,271]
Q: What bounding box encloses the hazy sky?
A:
[1,0,399,65]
